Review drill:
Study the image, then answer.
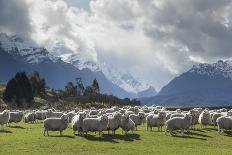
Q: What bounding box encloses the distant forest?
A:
[0,71,140,110]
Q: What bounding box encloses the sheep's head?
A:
[79,113,86,120]
[101,115,108,122]
[158,112,166,119]
[184,114,192,121]
[61,114,69,122]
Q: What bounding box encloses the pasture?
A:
[0,123,232,155]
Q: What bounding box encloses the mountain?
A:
[140,60,232,107]
[50,43,157,98]
[0,33,138,98]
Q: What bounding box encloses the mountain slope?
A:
[50,44,157,97]
[140,60,232,107]
[0,33,136,98]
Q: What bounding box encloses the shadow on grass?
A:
[83,133,140,143]
[172,134,207,141]
[8,125,26,129]
[0,129,12,133]
[49,135,75,139]
[223,131,232,137]
[186,131,212,138]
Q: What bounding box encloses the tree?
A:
[92,78,100,93]
[29,71,46,96]
[76,77,85,96]
[3,72,34,108]
[65,82,77,97]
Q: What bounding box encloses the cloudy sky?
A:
[1,0,232,91]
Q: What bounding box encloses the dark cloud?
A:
[141,0,232,59]
[0,0,31,37]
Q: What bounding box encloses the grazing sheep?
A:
[24,112,36,123]
[198,110,211,128]
[217,116,232,134]
[71,113,86,135]
[129,113,145,130]
[82,114,109,136]
[212,113,224,128]
[46,109,63,118]
[43,114,69,136]
[165,114,192,135]
[0,110,10,129]
[146,111,166,131]
[120,114,135,134]
[9,111,24,123]
[107,112,122,135]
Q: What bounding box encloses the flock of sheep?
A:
[0,105,232,137]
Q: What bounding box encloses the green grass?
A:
[0,123,232,155]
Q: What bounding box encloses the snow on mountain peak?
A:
[0,33,59,64]
[189,60,232,79]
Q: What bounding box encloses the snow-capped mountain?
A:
[50,42,157,97]
[100,63,154,94]
[0,33,59,64]
[140,60,232,107]
[0,33,141,98]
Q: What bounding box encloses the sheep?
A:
[9,111,24,124]
[129,113,145,130]
[24,112,36,123]
[189,109,200,127]
[46,109,63,118]
[198,110,211,128]
[146,111,166,131]
[211,113,224,128]
[0,110,10,129]
[43,114,69,136]
[120,113,135,134]
[89,110,99,116]
[35,110,46,121]
[217,116,232,134]
[170,113,184,119]
[67,111,77,123]
[82,114,109,137]
[107,112,122,135]
[165,114,192,135]
[71,113,86,135]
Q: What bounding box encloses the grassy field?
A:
[0,123,232,155]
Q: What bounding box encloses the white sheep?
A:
[71,113,86,135]
[120,114,135,134]
[212,113,224,128]
[82,114,109,136]
[146,111,166,131]
[9,111,24,123]
[189,109,200,127]
[67,111,77,123]
[46,109,63,118]
[35,110,46,121]
[0,110,10,129]
[165,114,192,135]
[170,113,184,119]
[129,112,144,130]
[217,116,232,134]
[107,112,122,135]
[43,114,69,136]
[198,110,211,128]
[24,112,36,123]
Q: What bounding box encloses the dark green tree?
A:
[29,71,46,96]
[3,72,34,108]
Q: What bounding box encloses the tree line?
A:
[3,71,140,109]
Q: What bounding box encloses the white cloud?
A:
[2,0,232,91]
